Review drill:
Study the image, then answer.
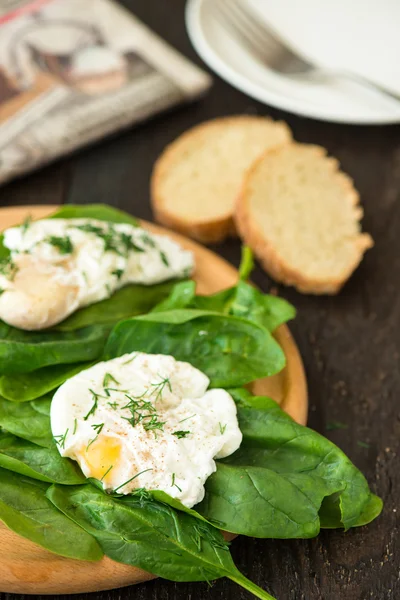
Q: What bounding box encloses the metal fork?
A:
[213,0,400,103]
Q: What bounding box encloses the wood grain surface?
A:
[0,1,399,599]
[0,206,306,594]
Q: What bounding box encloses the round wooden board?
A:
[0,205,308,595]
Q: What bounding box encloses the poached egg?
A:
[0,218,194,330]
[50,352,242,508]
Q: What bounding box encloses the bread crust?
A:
[235,145,374,294]
[151,115,292,244]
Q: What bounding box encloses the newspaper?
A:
[0,0,212,185]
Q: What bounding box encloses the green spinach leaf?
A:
[0,322,111,375]
[0,395,52,447]
[194,282,295,333]
[56,281,179,332]
[196,389,382,537]
[0,432,85,484]
[105,309,286,387]
[49,203,139,226]
[0,362,93,402]
[47,483,275,599]
[0,468,102,561]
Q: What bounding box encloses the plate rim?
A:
[185,0,400,125]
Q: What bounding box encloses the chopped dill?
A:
[73,418,78,435]
[114,468,153,493]
[149,374,172,401]
[103,372,119,388]
[143,414,166,435]
[0,257,18,281]
[191,522,230,552]
[21,215,32,235]
[92,423,104,435]
[219,422,227,435]
[46,235,74,254]
[119,232,144,253]
[84,389,105,420]
[86,424,104,451]
[54,428,69,449]
[179,414,196,424]
[123,353,137,365]
[0,288,5,296]
[160,250,169,267]
[100,465,114,481]
[107,401,119,410]
[112,268,124,280]
[74,223,104,236]
[140,232,156,248]
[172,430,191,439]
[171,472,182,493]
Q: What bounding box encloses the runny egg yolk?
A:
[82,436,121,484]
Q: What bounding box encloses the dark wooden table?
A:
[1,2,399,599]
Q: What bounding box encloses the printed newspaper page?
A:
[0,0,212,184]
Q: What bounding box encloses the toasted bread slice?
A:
[236,144,373,294]
[151,116,292,243]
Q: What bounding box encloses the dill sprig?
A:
[84,389,105,420]
[179,414,196,424]
[140,232,156,248]
[191,522,230,553]
[92,423,104,435]
[114,468,153,493]
[171,472,182,493]
[86,423,104,451]
[74,223,146,258]
[46,235,74,255]
[21,215,32,235]
[112,268,124,280]
[219,422,227,435]
[149,374,172,402]
[103,372,119,388]
[172,430,191,439]
[0,257,18,281]
[160,250,169,267]
[107,401,119,410]
[54,428,69,449]
[123,353,137,365]
[143,415,166,435]
[100,465,114,482]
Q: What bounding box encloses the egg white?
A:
[0,218,194,330]
[50,352,242,508]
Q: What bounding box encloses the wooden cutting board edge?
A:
[0,205,308,594]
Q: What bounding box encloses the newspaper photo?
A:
[0,0,212,185]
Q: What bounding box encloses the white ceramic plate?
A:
[186,0,400,124]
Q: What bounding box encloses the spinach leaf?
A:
[0,322,111,375]
[0,395,52,447]
[47,484,275,599]
[56,281,179,332]
[196,389,382,537]
[152,278,295,333]
[105,309,286,387]
[151,281,196,313]
[0,468,102,561]
[0,362,93,402]
[0,432,85,484]
[49,203,139,226]
[238,246,255,281]
[194,282,296,333]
